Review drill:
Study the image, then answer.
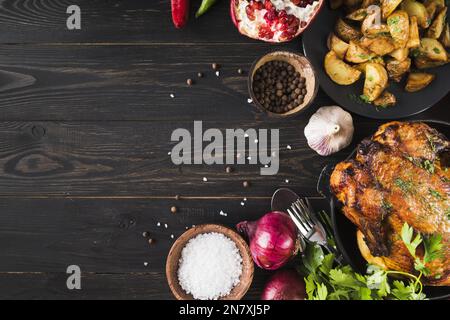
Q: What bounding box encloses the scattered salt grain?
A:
[243,198,247,202]
[177,232,243,300]
[203,177,208,182]
[171,234,174,239]
[219,210,228,217]
[157,222,161,227]
[247,98,253,104]
[240,202,245,206]
[164,223,168,229]
[287,145,292,150]
[144,262,148,267]
[215,71,220,77]
[285,179,290,183]
[170,93,175,98]
[168,151,172,155]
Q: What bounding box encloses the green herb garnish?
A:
[299,243,426,300]
[433,47,441,54]
[401,223,443,276]
[429,188,442,199]
[395,178,414,193]
[348,94,371,105]
[422,160,435,174]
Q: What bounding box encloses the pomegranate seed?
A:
[264,0,274,10]
[291,0,301,4]
[289,17,299,27]
[246,5,255,20]
[254,1,264,9]
[300,21,307,28]
[279,10,287,18]
[264,10,276,22]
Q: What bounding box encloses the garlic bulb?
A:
[304,106,354,156]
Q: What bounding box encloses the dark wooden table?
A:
[0,0,447,300]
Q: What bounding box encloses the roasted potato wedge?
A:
[363,63,389,101]
[440,23,450,47]
[386,58,411,81]
[387,11,410,48]
[401,0,431,29]
[374,91,397,107]
[389,47,409,61]
[405,72,435,92]
[325,51,362,85]
[427,7,447,39]
[424,0,445,19]
[345,40,375,63]
[354,57,385,73]
[330,0,344,9]
[367,36,396,55]
[346,8,368,21]
[361,10,391,35]
[335,18,362,42]
[414,56,448,68]
[327,33,350,59]
[407,16,421,48]
[381,0,403,19]
[419,38,447,61]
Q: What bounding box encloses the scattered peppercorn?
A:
[142,231,150,238]
[243,181,250,188]
[252,60,307,114]
[175,194,180,201]
[148,238,155,245]
[171,206,178,214]
[237,68,244,74]
[186,78,193,86]
[226,166,233,173]
[212,63,219,70]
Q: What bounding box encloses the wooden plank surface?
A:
[0,0,255,44]
[0,0,448,300]
[0,197,329,299]
[0,118,396,197]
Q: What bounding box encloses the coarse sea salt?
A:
[177,232,243,300]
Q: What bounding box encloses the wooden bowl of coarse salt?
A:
[166,224,254,300]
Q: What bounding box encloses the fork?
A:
[287,198,343,264]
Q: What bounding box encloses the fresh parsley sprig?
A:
[298,243,426,300]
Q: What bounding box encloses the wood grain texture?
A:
[0,43,309,121]
[0,117,396,197]
[0,0,254,44]
[0,198,331,299]
[0,0,448,300]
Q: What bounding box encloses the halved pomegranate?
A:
[231,0,324,43]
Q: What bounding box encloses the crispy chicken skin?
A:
[330,122,450,286]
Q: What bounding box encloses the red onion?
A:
[261,269,306,300]
[236,211,299,270]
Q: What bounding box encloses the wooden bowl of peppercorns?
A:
[248,51,319,118]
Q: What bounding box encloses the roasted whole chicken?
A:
[330,121,449,286]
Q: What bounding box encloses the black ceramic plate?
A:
[318,120,450,300]
[302,5,450,119]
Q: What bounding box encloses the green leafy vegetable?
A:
[298,243,426,300]
[423,234,444,263]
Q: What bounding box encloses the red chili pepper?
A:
[171,0,190,29]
